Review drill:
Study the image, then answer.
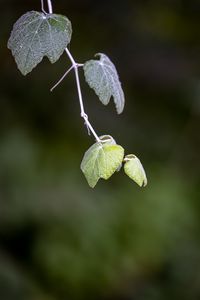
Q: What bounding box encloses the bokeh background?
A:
[0,0,200,299]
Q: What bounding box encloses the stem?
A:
[41,0,45,13]
[47,0,53,13]
[65,47,100,141]
[41,0,52,13]
[50,65,74,92]
[44,0,100,142]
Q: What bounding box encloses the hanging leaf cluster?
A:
[7,7,147,188]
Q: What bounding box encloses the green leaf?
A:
[83,53,125,114]
[81,135,124,188]
[7,11,72,75]
[124,154,147,187]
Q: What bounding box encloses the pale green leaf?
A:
[124,154,147,187]
[83,53,125,114]
[81,136,124,188]
[7,11,72,75]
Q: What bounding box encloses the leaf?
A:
[83,53,125,114]
[124,154,147,187]
[7,11,72,75]
[81,135,124,188]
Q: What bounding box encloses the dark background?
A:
[0,0,200,299]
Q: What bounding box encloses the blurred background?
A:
[0,0,200,299]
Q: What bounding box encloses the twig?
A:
[44,0,100,142]
[47,0,53,13]
[50,65,74,92]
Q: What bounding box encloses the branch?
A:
[47,0,53,13]
[44,0,100,142]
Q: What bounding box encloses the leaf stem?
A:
[50,65,74,92]
[41,0,45,13]
[45,0,100,142]
[41,0,52,14]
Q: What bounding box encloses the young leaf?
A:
[7,11,72,75]
[83,53,125,114]
[124,154,147,187]
[81,135,124,188]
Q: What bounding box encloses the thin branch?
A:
[64,48,100,142]
[47,0,53,14]
[50,65,74,92]
[74,64,100,142]
[41,0,52,14]
[65,47,76,65]
[46,0,100,142]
